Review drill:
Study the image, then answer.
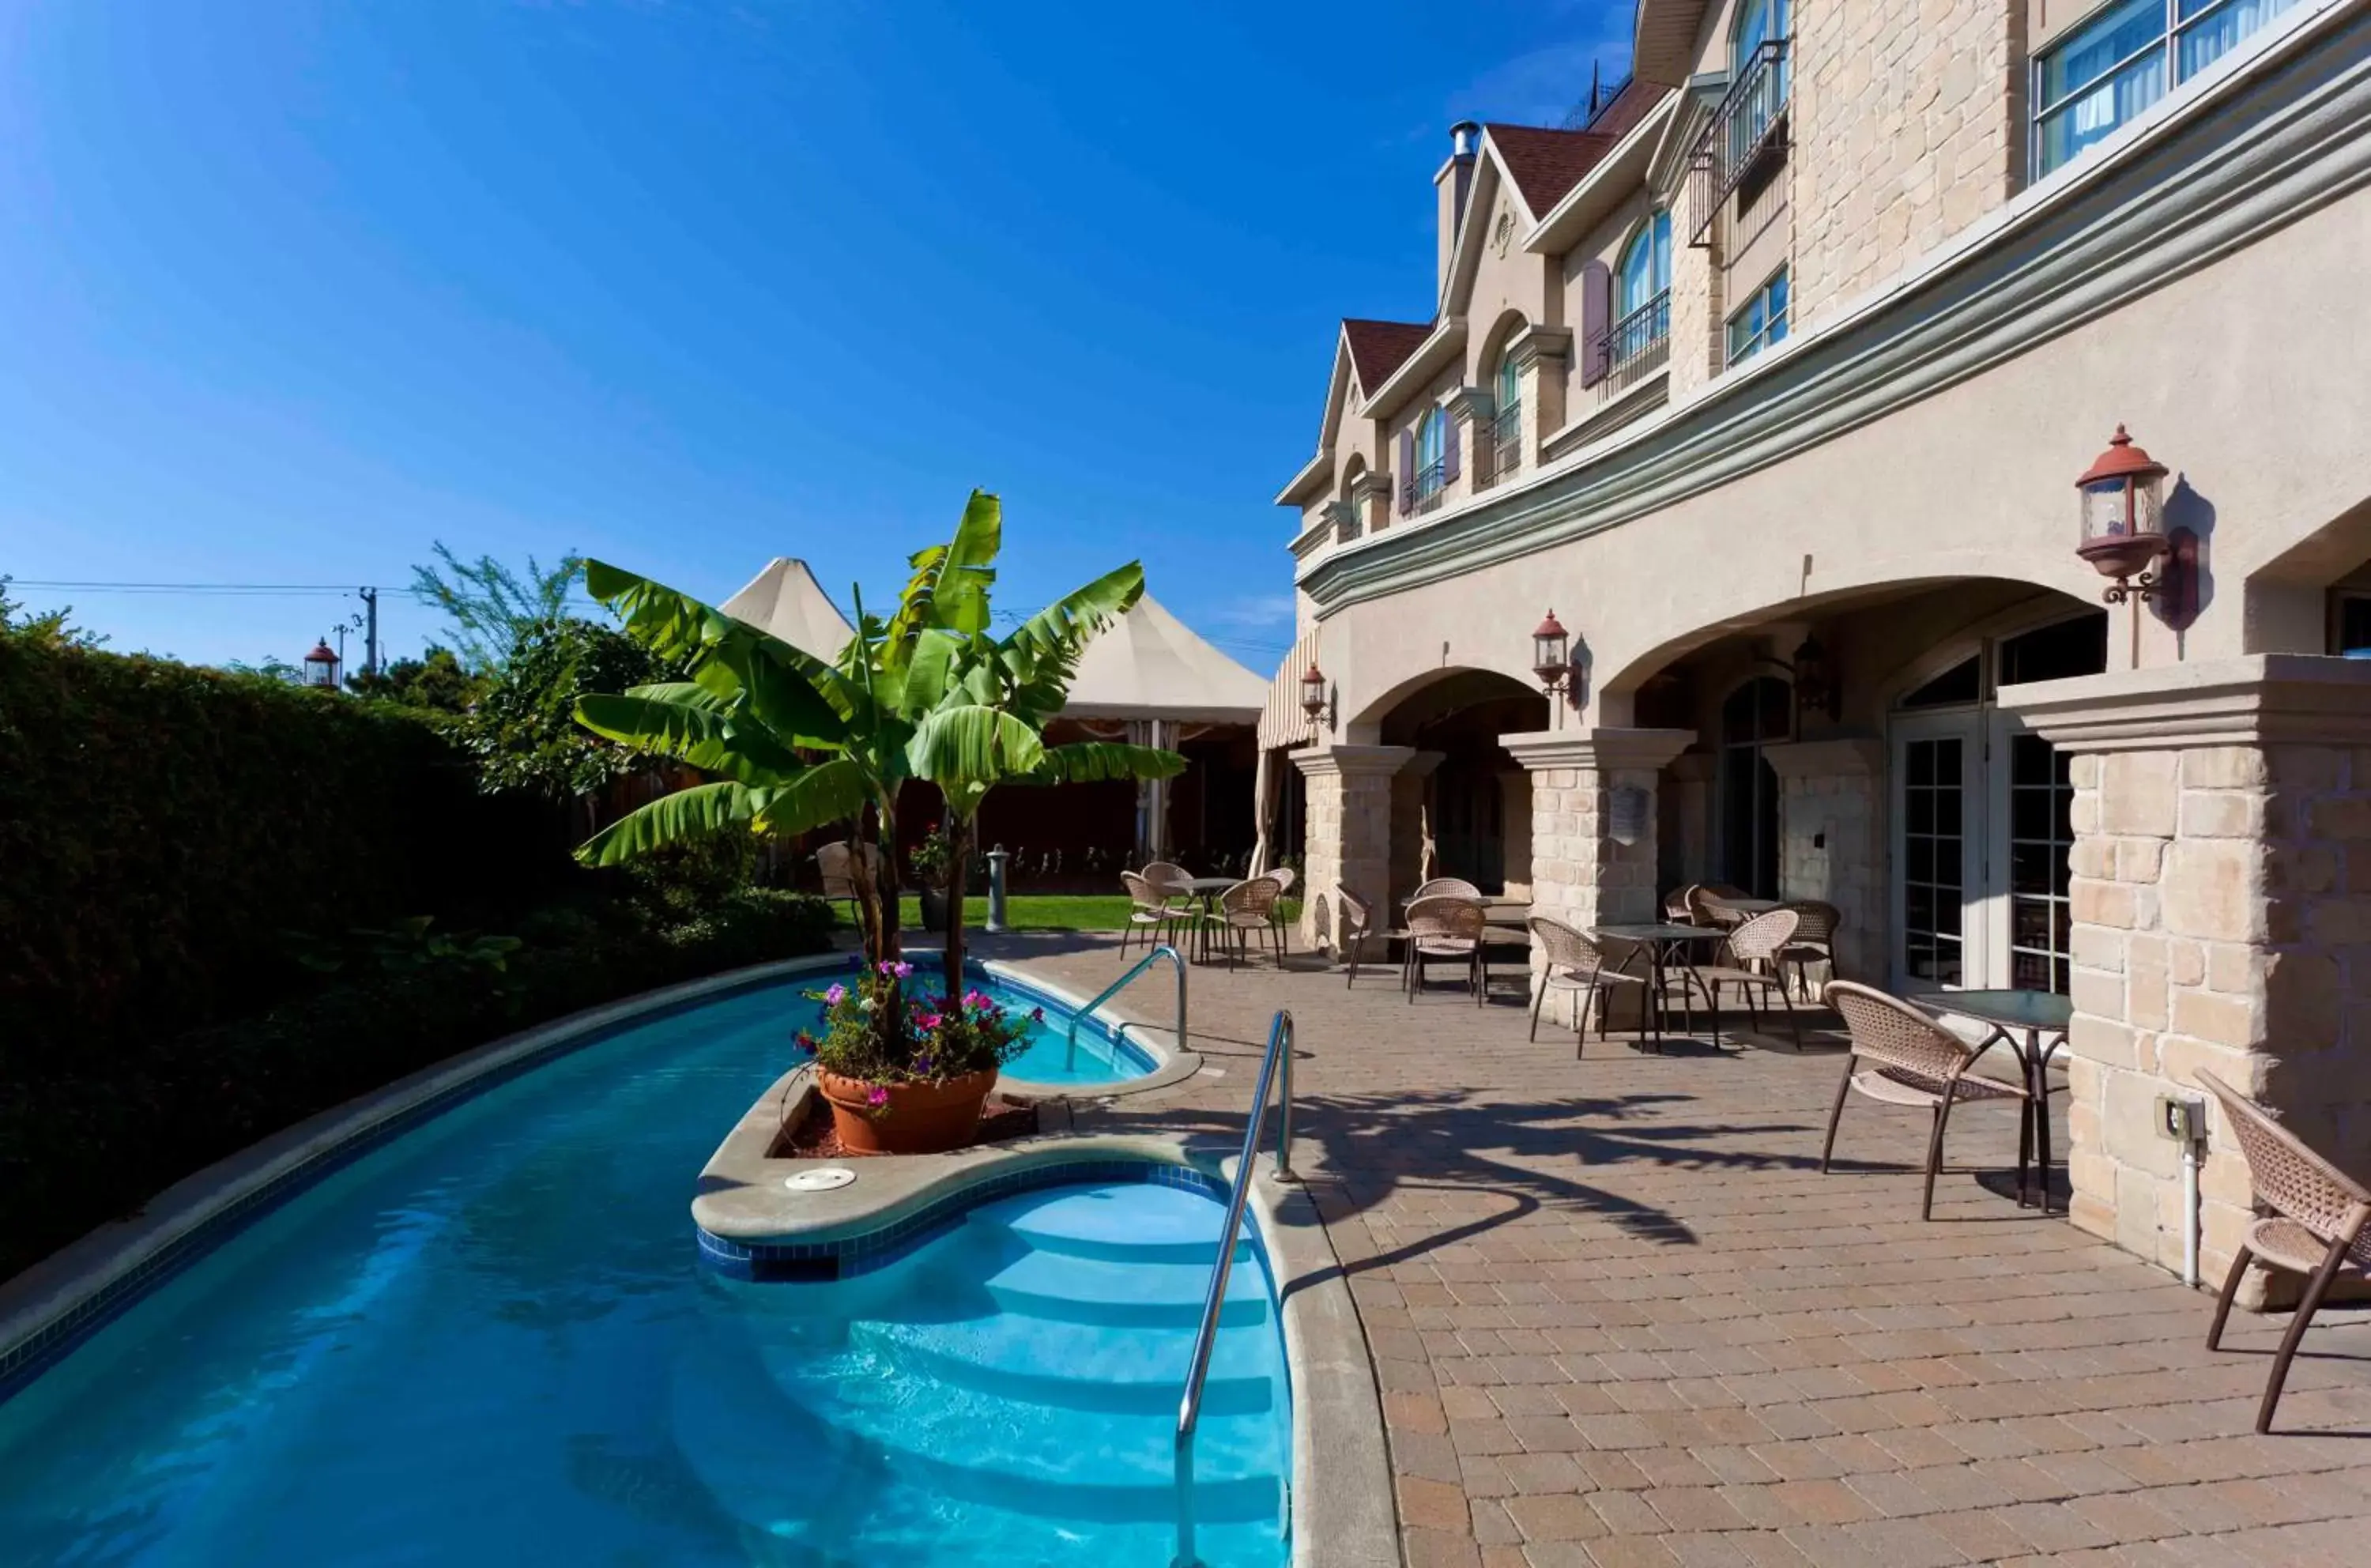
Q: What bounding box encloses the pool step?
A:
[967,1182,1257,1266]
[982,1246,1268,1329]
[848,1314,1276,1417]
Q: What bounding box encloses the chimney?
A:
[1436,120,1480,296]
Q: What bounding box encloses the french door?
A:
[1891,712,1984,988]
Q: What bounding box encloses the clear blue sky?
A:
[0,0,1629,673]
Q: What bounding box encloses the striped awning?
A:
[1256,628,1322,752]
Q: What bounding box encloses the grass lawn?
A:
[846,894,1306,933]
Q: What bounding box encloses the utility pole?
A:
[360,586,379,680]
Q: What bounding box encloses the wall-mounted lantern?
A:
[1792,634,1841,721]
[1532,609,1575,703]
[1300,662,1333,730]
[2075,424,2171,604]
[303,639,341,689]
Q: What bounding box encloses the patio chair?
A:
[1695,884,1755,928]
[816,841,884,924]
[1819,980,2029,1221]
[1118,870,1190,956]
[2196,1069,2371,1434]
[1694,908,1806,1050]
[1403,895,1485,1004]
[1662,886,1701,924]
[1141,861,1193,895]
[1412,876,1483,903]
[1777,899,1842,998]
[1527,917,1649,1055]
[1336,886,1380,988]
[1266,865,1297,953]
[1212,876,1285,970]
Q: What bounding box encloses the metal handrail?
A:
[1177,1008,1296,1443]
[1064,943,1186,1073]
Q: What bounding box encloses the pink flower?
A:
[793,1031,817,1054]
[865,1086,890,1108]
[963,989,989,1010]
[915,1012,942,1031]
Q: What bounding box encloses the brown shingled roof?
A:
[1341,318,1434,390]
[1483,81,1670,216]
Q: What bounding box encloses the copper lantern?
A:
[1532,610,1570,689]
[2075,425,2169,601]
[1300,662,1329,722]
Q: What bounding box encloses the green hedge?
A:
[0,638,561,1071]
[0,887,835,1282]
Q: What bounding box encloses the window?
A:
[1717,677,1791,899]
[2007,733,2075,993]
[2033,0,2298,178]
[2330,591,2371,657]
[1616,211,1671,318]
[1733,0,1789,70]
[1725,267,1789,366]
[1495,352,1521,411]
[1901,734,1968,986]
[1415,406,1448,500]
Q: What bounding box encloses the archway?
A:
[1369,667,1548,899]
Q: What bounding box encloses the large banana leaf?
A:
[751,757,874,837]
[575,781,770,866]
[1030,741,1187,785]
[573,693,805,785]
[584,561,849,746]
[906,703,1047,802]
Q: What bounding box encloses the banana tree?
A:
[896,495,1185,993]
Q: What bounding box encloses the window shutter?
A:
[1397,429,1415,514]
[1580,259,1612,386]
[1442,409,1461,483]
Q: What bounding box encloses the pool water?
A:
[0,978,1282,1566]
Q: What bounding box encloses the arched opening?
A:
[1372,668,1550,899]
[1336,454,1368,542]
[1478,311,1529,491]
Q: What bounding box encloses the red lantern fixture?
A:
[1532,609,1573,701]
[1300,662,1330,726]
[302,639,341,689]
[2075,425,2170,603]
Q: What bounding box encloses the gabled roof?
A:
[1480,81,1670,218]
[1061,594,1270,725]
[1341,319,1434,390]
[719,557,856,662]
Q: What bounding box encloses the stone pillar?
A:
[1291,744,1416,954]
[1502,726,1697,932]
[1762,737,1887,982]
[1506,325,1572,473]
[2004,655,2371,1306]
[1664,751,1714,890]
[1349,467,1395,538]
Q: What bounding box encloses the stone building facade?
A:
[1265,0,2371,1302]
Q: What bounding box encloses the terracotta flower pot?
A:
[816,1068,997,1155]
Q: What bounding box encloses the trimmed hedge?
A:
[0,638,560,1071]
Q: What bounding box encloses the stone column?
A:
[1506,325,1572,474]
[1503,726,1696,925]
[1762,737,1887,982]
[2004,655,2371,1306]
[1349,468,1395,538]
[1291,744,1416,954]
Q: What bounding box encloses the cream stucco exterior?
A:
[1267,0,2371,1306]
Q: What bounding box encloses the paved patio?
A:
[984,933,2371,1568]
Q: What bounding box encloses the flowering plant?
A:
[908,823,954,889]
[794,961,1036,1104]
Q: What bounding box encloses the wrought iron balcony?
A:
[1591,289,1670,405]
[1400,459,1449,517]
[1687,40,1789,247]
[1480,403,1522,490]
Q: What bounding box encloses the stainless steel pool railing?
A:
[1063,944,1186,1074]
[1176,1008,1295,1445]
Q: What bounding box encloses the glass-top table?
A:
[1909,989,2072,1213]
[1593,924,1729,1050]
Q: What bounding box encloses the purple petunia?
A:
[913,1055,934,1076]
[824,983,847,1006]
[1030,1006,1046,1023]
[865,1085,890,1108]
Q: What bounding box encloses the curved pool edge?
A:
[970,952,1205,1100]
[692,1133,1398,1568]
[0,951,854,1402]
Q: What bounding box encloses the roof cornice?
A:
[1523,94,1678,254]
[1357,316,1468,420]
[1299,3,2371,610]
[1276,448,1333,507]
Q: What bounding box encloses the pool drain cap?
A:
[785,1167,856,1192]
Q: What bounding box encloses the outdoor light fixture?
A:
[1792,634,1841,722]
[1532,609,1576,704]
[1300,662,1333,729]
[303,639,341,689]
[2075,424,2171,604]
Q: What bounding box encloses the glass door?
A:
[1990,719,2076,994]
[1891,711,1984,988]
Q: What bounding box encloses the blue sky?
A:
[0,0,1629,673]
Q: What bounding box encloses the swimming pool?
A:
[0,971,1284,1566]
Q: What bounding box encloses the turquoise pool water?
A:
[0,974,1284,1566]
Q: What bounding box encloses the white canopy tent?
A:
[718,558,856,662]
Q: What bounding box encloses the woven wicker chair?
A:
[2196,1069,2371,1434]
[1821,980,2030,1220]
[1336,886,1385,989]
[1777,899,1842,998]
[1404,895,1485,1004]
[1662,886,1702,924]
[1694,908,1806,1049]
[1527,917,1648,1054]
[1695,884,1757,928]
[1265,866,1298,953]
[1141,861,1193,895]
[1213,876,1284,970]
[1118,870,1189,956]
[1412,876,1483,903]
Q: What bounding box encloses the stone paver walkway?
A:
[984,933,2371,1568]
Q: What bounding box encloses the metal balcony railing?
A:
[1590,289,1670,405]
[1399,459,1449,517]
[1687,40,1789,247]
[1480,402,1521,490]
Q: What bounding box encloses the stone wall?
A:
[1292,745,1411,953]
[1766,738,1887,984]
[1789,0,2023,335]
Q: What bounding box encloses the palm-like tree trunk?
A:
[940,814,970,998]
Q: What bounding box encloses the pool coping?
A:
[693,1127,1397,1568]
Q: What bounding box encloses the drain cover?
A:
[784,1167,856,1192]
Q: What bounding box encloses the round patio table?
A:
[1909,989,2073,1213]
[1178,875,1240,963]
[1593,922,1728,1051]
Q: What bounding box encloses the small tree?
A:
[411,544,586,672]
